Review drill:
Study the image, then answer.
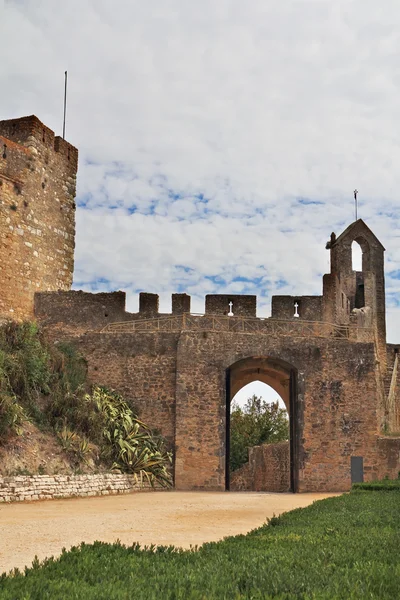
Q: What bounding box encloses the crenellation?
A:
[271,295,322,321]
[205,294,256,317]
[172,293,191,314]
[139,292,159,315]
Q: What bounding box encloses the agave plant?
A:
[58,426,78,452]
[85,386,172,487]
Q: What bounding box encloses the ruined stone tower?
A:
[0,116,78,320]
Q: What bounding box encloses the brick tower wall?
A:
[0,116,78,320]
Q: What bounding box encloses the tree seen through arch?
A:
[230,381,289,473]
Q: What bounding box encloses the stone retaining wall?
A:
[0,473,156,503]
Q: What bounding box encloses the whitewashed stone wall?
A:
[0,473,156,502]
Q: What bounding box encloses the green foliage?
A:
[54,341,88,393]
[230,394,289,471]
[1,492,400,598]
[0,396,29,440]
[57,426,80,452]
[44,341,89,430]
[0,321,52,419]
[0,322,172,485]
[0,322,88,440]
[84,387,172,487]
[0,321,51,438]
[352,478,400,491]
[56,427,95,465]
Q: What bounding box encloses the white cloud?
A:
[1,0,400,340]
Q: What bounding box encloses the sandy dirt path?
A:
[0,491,338,574]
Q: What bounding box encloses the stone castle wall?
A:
[0,116,77,320]
[30,280,400,493]
[47,320,398,492]
[83,331,179,446]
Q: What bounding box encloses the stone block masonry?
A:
[230,442,290,492]
[0,473,157,503]
[0,116,77,320]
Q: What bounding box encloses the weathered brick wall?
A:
[230,441,290,492]
[0,473,156,503]
[0,116,77,321]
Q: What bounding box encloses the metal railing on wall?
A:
[101,313,374,341]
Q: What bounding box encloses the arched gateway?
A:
[173,345,303,491]
[226,357,299,492]
[29,219,400,492]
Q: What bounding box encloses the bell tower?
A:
[323,219,386,367]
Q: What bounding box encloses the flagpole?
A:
[62,71,68,140]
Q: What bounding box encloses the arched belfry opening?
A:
[353,236,371,273]
[351,240,363,272]
[351,237,371,309]
[352,240,365,309]
[225,357,299,492]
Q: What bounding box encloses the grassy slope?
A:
[1,491,400,599]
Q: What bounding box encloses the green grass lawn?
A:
[1,490,400,599]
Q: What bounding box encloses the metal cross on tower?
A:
[354,189,359,221]
[228,301,234,316]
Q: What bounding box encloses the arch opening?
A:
[226,357,298,493]
[351,239,369,308]
[352,241,363,272]
[351,236,371,272]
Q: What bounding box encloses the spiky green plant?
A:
[0,322,172,482]
[0,395,29,439]
[85,387,172,487]
[58,426,79,452]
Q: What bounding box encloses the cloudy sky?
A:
[2,0,400,367]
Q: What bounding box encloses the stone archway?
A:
[226,356,299,492]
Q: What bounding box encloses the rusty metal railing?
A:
[101,313,374,341]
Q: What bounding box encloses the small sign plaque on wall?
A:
[351,456,364,483]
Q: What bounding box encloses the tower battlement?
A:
[0,115,78,170]
[0,115,78,320]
